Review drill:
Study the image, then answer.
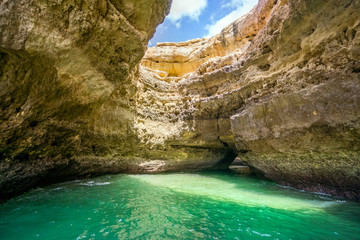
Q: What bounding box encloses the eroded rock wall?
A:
[141,0,360,199]
[0,0,172,200]
[1,0,360,201]
[141,0,277,78]
[229,0,360,199]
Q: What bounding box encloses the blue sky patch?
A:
[149,0,257,46]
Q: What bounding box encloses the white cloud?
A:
[205,0,257,38]
[168,0,208,28]
[156,23,168,34]
[222,0,248,8]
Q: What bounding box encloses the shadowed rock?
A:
[1,0,360,200]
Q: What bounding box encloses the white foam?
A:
[79,181,110,186]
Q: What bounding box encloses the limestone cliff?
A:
[142,0,275,78]
[0,0,172,200]
[139,0,360,199]
[1,0,360,201]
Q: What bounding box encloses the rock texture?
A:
[140,0,360,199]
[0,0,172,200]
[142,0,273,78]
[1,0,360,201]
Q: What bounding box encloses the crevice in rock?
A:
[210,149,237,170]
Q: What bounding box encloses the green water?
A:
[1,172,360,239]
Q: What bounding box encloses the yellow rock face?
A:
[1,0,360,200]
[141,0,277,77]
[138,0,360,199]
[0,0,172,200]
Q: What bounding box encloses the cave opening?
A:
[211,148,238,170]
[148,0,257,46]
[2,0,360,238]
[137,0,259,172]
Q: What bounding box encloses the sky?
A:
[148,0,258,47]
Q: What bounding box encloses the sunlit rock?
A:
[1,0,359,200]
[140,0,360,199]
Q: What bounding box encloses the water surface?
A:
[0,171,359,239]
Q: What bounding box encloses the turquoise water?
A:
[1,171,360,239]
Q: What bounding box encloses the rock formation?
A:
[1,0,360,200]
[139,0,360,199]
[0,0,172,200]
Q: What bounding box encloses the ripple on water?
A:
[0,172,359,240]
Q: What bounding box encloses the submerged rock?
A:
[1,0,359,200]
[228,157,252,174]
[228,165,252,175]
